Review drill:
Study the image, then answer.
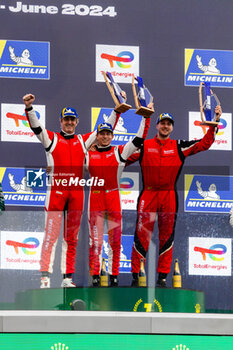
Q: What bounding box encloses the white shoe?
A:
[61,277,76,288]
[40,276,50,288]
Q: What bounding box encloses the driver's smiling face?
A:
[60,116,78,134]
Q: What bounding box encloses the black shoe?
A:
[156,272,167,288]
[156,278,167,288]
[92,275,100,287]
[131,279,138,287]
[131,273,138,287]
[110,275,118,287]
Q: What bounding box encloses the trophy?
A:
[132,75,154,117]
[103,71,132,113]
[199,82,220,125]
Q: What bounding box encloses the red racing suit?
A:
[128,125,218,275]
[26,107,119,275]
[87,117,149,276]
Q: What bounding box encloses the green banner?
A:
[14,287,205,313]
[0,334,233,349]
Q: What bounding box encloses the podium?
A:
[14,287,205,313]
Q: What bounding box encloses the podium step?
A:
[14,287,205,313]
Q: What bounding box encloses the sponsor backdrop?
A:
[0,0,233,312]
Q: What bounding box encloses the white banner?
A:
[189,112,232,151]
[120,171,139,210]
[189,237,232,276]
[96,44,139,83]
[1,103,45,143]
[0,230,44,270]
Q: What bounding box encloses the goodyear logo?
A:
[185,48,233,87]
[184,174,233,213]
[0,39,50,79]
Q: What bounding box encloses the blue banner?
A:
[185,174,233,213]
[1,167,46,207]
[92,107,143,145]
[0,40,50,80]
[185,48,233,87]
[102,234,133,273]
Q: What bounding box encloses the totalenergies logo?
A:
[194,244,226,261]
[120,177,134,194]
[101,51,134,68]
[6,110,40,128]
[6,237,39,255]
[194,117,226,136]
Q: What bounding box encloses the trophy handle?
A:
[199,82,206,124]
[102,72,132,113]
[132,75,140,110]
[199,82,219,126]
[132,75,154,118]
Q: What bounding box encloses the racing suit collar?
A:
[96,145,112,152]
[155,135,171,145]
[60,130,75,139]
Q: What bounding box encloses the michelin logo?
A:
[185,174,233,213]
[9,173,33,193]
[185,48,233,87]
[103,113,127,133]
[0,40,50,79]
[102,234,133,273]
[103,240,127,260]
[196,55,220,75]
[1,167,46,207]
[9,46,33,66]
[196,180,220,200]
[92,107,141,146]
